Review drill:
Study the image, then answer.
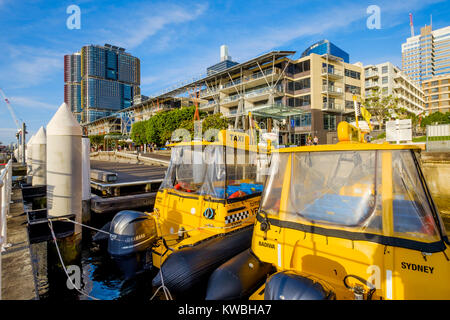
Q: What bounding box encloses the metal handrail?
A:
[0,159,12,300]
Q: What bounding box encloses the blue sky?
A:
[0,0,449,144]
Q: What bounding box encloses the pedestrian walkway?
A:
[1,187,38,300]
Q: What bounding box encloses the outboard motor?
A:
[107,210,158,279]
[264,271,336,300]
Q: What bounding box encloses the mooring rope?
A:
[54,217,116,237]
[47,219,100,300]
[148,208,173,301]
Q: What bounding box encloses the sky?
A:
[0,0,449,144]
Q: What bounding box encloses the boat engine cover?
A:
[264,271,336,300]
[108,210,157,257]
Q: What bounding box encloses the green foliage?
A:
[376,132,386,140]
[131,107,196,146]
[420,111,450,128]
[89,134,104,147]
[179,112,229,140]
[130,107,229,146]
[362,89,400,128]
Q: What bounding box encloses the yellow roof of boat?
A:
[277,142,422,153]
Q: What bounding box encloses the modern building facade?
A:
[65,44,141,124]
[301,40,350,63]
[402,25,450,85]
[198,44,365,145]
[422,74,450,113]
[364,62,425,115]
[64,53,82,122]
[207,45,239,75]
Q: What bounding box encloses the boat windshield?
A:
[260,150,442,242]
[160,144,262,200]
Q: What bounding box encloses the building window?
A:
[287,95,311,107]
[431,95,439,100]
[345,69,361,80]
[287,78,310,92]
[293,113,311,127]
[323,114,336,130]
[382,66,388,74]
[345,100,354,109]
[382,76,388,84]
[345,84,360,94]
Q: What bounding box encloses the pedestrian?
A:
[307,136,312,146]
[313,136,318,145]
[365,134,372,143]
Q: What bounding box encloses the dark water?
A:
[29,207,160,301]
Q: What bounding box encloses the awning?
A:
[250,104,305,120]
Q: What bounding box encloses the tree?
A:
[179,112,229,140]
[89,134,105,149]
[420,111,450,128]
[362,89,400,130]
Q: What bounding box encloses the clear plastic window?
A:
[286,151,380,230]
[160,145,210,195]
[260,152,289,215]
[259,149,443,243]
[160,145,262,199]
[391,150,440,241]
[223,147,262,199]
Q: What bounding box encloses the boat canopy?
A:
[260,148,446,245]
[160,144,264,200]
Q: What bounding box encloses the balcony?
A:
[220,94,241,107]
[221,68,280,93]
[244,84,283,102]
[322,102,344,112]
[199,100,218,111]
[199,87,220,99]
[365,71,379,79]
[221,109,238,118]
[365,81,379,89]
[321,68,343,79]
[322,85,344,96]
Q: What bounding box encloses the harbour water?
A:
[29,207,158,301]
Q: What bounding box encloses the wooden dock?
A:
[90,160,167,214]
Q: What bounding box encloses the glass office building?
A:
[301,40,350,63]
[64,44,141,124]
[402,25,450,85]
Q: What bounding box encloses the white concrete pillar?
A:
[81,137,91,223]
[32,127,46,186]
[26,134,35,176]
[46,103,82,218]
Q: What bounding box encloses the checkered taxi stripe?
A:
[225,210,251,224]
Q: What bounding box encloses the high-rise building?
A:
[64,44,141,124]
[64,53,82,122]
[199,42,364,145]
[422,75,450,113]
[364,62,424,115]
[402,25,450,85]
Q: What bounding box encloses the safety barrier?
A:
[90,151,169,166]
[426,124,450,152]
[0,159,13,300]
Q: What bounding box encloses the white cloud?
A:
[97,3,208,49]
[8,96,57,111]
[0,45,64,89]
